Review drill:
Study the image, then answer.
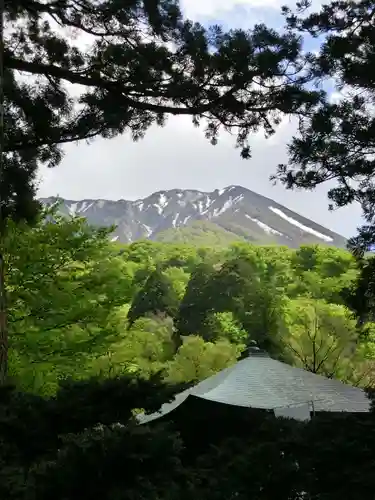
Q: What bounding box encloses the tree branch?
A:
[6,53,236,117]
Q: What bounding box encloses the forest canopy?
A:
[2,210,375,500]
[4,208,375,395]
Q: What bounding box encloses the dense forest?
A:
[5,205,375,396]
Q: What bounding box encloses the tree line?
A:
[4,205,375,396]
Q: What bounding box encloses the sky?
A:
[36,0,363,238]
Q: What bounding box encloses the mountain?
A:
[40,185,347,248]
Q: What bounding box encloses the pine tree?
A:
[275,0,375,250]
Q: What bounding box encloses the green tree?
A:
[344,256,375,324]
[280,297,371,384]
[289,245,358,304]
[4,207,133,393]
[212,311,248,346]
[166,336,239,384]
[211,257,286,356]
[2,0,321,383]
[127,268,179,327]
[176,262,215,338]
[120,241,163,265]
[163,267,190,301]
[225,243,294,295]
[4,0,321,222]
[91,314,177,378]
[292,245,355,277]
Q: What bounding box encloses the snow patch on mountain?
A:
[159,193,168,208]
[213,199,233,217]
[212,194,244,217]
[233,194,244,204]
[172,213,179,227]
[198,197,212,214]
[80,201,93,213]
[68,202,78,216]
[245,215,283,237]
[143,224,153,236]
[153,203,163,215]
[269,207,333,242]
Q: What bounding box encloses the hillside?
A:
[40,185,347,248]
[154,220,246,246]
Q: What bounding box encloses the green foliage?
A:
[155,221,246,246]
[163,267,190,300]
[166,336,240,384]
[4,207,134,395]
[176,262,215,338]
[212,312,248,346]
[289,245,358,304]
[280,298,369,383]
[4,208,373,394]
[2,222,375,499]
[3,0,375,494]
[127,268,180,326]
[91,314,178,378]
[210,256,287,355]
[3,1,375,494]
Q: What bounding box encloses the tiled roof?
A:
[137,354,370,424]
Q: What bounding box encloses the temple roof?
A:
[137,353,371,424]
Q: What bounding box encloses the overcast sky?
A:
[36,0,363,238]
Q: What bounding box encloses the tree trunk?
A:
[0,5,7,385]
[0,253,7,385]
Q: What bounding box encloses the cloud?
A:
[181,0,282,19]
[181,0,323,24]
[36,0,363,238]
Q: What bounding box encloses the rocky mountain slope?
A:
[40,185,347,248]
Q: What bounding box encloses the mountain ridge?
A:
[40,185,347,248]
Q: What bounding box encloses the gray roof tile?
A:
[137,354,370,424]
